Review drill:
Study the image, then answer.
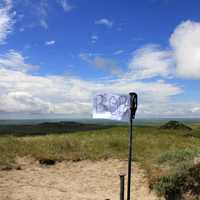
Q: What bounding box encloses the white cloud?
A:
[125,20,200,80]
[91,35,98,40]
[0,0,14,43]
[59,0,73,12]
[170,20,200,79]
[0,91,53,114]
[127,44,173,80]
[0,50,39,72]
[91,35,98,44]
[191,106,200,114]
[95,18,113,28]
[45,40,56,46]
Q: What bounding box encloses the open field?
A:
[1,122,200,199]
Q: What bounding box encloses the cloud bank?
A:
[0,58,183,117]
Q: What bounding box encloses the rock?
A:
[16,166,22,170]
[39,159,56,165]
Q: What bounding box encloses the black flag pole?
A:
[127,92,138,200]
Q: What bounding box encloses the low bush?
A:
[154,163,200,200]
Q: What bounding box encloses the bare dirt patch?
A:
[0,158,161,200]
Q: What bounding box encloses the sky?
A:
[0,0,200,119]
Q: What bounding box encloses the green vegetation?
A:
[0,126,128,165]
[154,163,200,200]
[0,121,113,136]
[0,121,200,199]
[160,120,192,131]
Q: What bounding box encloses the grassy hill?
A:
[0,121,200,199]
[0,121,113,136]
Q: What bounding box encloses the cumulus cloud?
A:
[95,18,113,28]
[0,0,14,43]
[126,20,200,80]
[170,20,200,79]
[45,40,56,46]
[127,44,173,80]
[0,92,53,114]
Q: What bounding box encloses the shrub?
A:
[154,163,200,200]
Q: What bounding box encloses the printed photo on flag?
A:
[93,93,130,121]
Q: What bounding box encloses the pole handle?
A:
[129,92,138,119]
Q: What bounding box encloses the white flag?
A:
[93,93,130,121]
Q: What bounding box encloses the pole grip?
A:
[129,92,138,119]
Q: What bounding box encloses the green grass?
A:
[0,127,129,165]
[1,124,200,198]
[1,125,200,169]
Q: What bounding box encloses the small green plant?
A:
[154,173,185,200]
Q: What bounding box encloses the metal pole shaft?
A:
[127,111,133,200]
[120,174,125,200]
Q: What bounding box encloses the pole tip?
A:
[129,92,137,96]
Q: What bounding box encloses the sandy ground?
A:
[0,158,161,200]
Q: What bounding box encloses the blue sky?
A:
[0,0,200,119]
